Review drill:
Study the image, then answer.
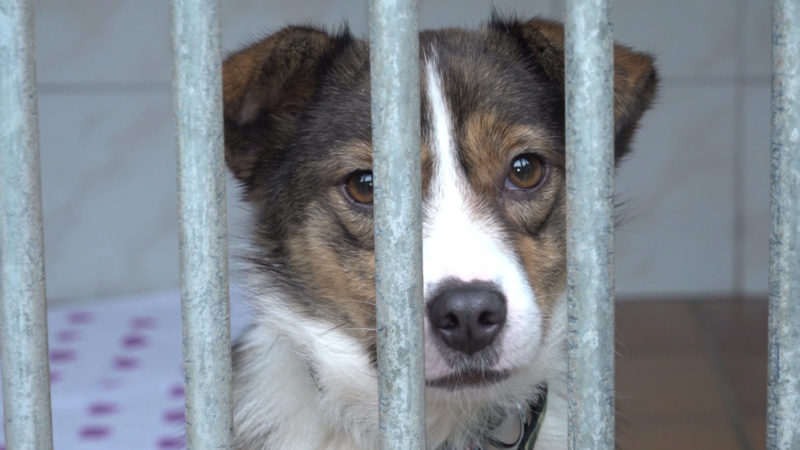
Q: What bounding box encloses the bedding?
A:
[0,288,249,449]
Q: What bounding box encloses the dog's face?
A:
[223,18,655,406]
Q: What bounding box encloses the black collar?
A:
[483,385,548,450]
[518,384,547,449]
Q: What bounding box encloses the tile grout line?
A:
[731,0,748,299]
[689,302,753,450]
[33,75,772,96]
[37,81,171,95]
[662,75,770,86]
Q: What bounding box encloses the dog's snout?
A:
[427,282,507,355]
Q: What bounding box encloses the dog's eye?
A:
[345,170,374,204]
[507,154,545,189]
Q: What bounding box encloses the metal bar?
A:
[0,0,55,448]
[170,0,232,448]
[564,0,615,448]
[369,0,426,448]
[768,0,800,448]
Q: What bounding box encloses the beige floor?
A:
[616,299,767,450]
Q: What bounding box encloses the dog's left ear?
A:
[495,18,658,160]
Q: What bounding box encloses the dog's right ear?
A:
[223,26,340,185]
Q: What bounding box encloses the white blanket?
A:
[0,289,250,450]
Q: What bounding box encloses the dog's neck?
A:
[232,299,568,450]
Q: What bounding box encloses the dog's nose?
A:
[427,282,507,355]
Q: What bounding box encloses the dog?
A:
[222,15,656,449]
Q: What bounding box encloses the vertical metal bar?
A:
[564,0,615,449]
[369,0,425,448]
[170,0,232,448]
[768,0,800,448]
[0,0,55,449]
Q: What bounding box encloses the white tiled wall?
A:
[741,84,771,295]
[33,0,770,302]
[38,92,177,298]
[615,85,737,295]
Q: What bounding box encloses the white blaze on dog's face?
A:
[421,57,542,382]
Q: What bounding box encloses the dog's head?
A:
[223,16,655,426]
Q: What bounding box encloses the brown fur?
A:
[509,18,658,158]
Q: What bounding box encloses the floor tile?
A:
[694,300,767,353]
[615,299,768,449]
[617,417,740,450]
[744,416,766,450]
[616,301,702,355]
[721,352,767,416]
[616,353,727,419]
